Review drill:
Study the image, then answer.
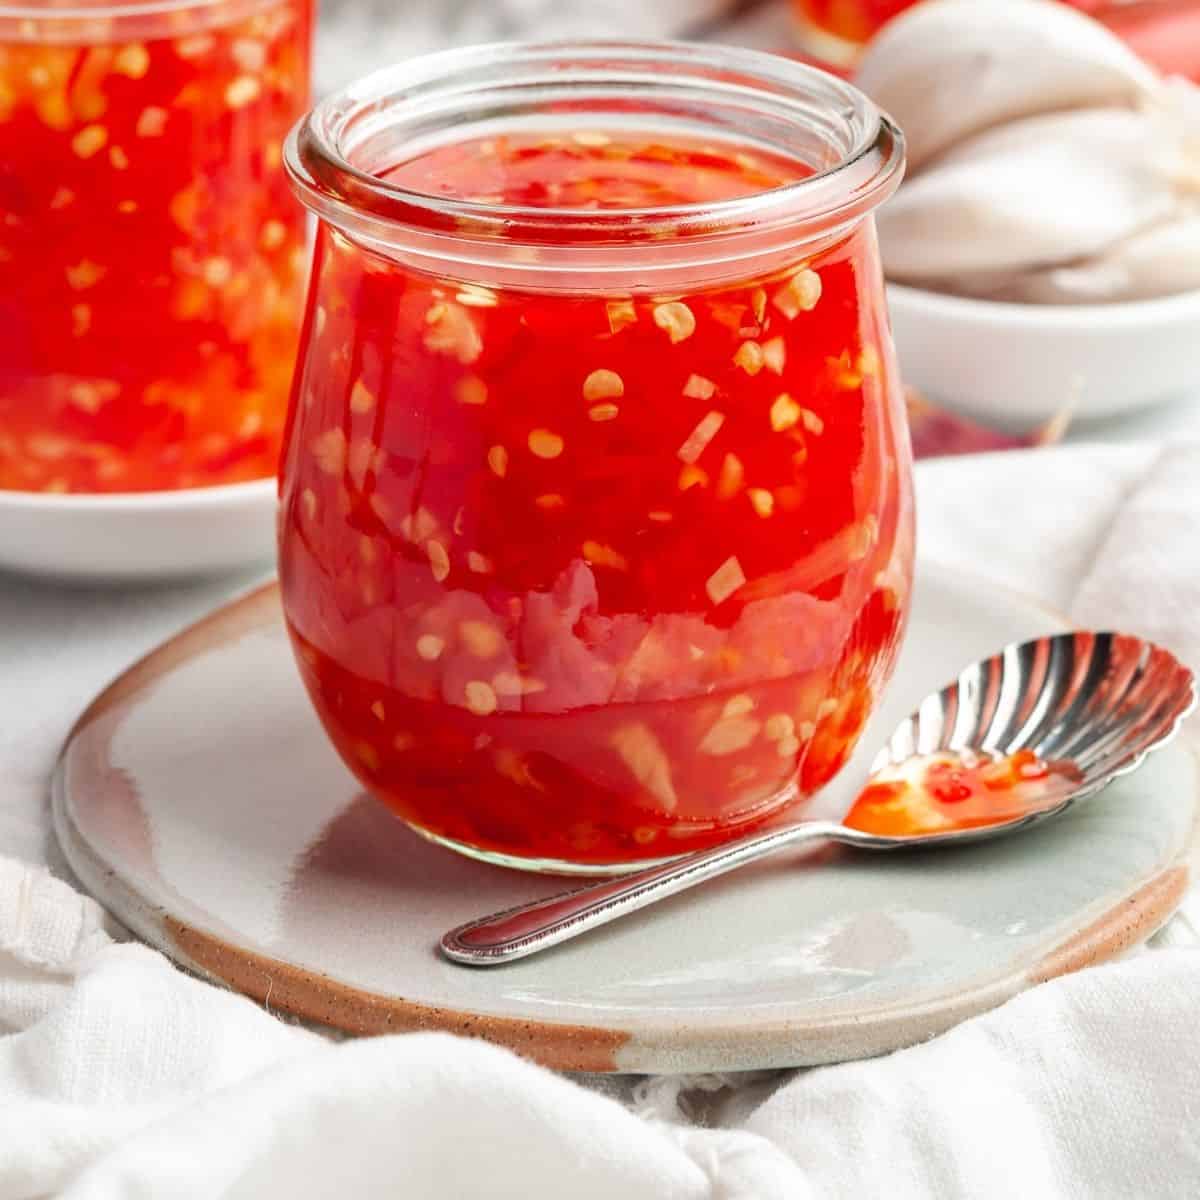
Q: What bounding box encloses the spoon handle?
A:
[440,819,866,965]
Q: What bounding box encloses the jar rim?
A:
[285,39,905,271]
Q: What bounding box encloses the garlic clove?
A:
[856,0,1158,171]
[994,213,1200,303]
[878,138,1177,281]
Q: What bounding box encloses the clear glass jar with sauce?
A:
[0,0,312,493]
[280,41,914,873]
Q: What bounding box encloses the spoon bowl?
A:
[441,631,1196,966]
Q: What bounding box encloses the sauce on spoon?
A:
[843,748,1083,838]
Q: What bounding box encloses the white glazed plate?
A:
[888,282,1200,428]
[0,477,276,581]
[53,561,1200,1073]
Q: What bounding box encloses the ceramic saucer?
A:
[0,478,276,581]
[53,562,1200,1073]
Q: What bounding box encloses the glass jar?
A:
[280,41,915,874]
[0,0,312,493]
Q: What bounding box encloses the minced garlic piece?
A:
[677,411,725,466]
[71,124,107,158]
[464,680,498,716]
[231,37,267,71]
[761,337,786,375]
[424,302,483,364]
[136,106,168,137]
[764,713,795,742]
[225,76,261,109]
[582,540,628,570]
[606,300,637,333]
[398,507,437,542]
[311,428,346,475]
[488,445,508,477]
[733,340,765,375]
[528,429,564,459]
[716,453,744,500]
[773,268,822,319]
[416,634,445,661]
[611,722,677,810]
[747,488,774,517]
[682,374,716,400]
[770,393,801,432]
[460,620,503,658]
[706,555,746,606]
[426,539,451,582]
[260,219,287,250]
[455,283,498,308]
[653,301,696,343]
[800,408,824,435]
[113,43,150,78]
[349,378,375,414]
[583,368,624,401]
[699,715,762,756]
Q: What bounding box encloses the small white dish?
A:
[53,562,1200,1073]
[888,282,1200,428]
[0,478,276,582]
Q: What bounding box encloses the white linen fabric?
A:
[2,441,1200,1198]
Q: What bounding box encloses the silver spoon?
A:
[441,631,1195,966]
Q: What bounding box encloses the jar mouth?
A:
[0,0,279,40]
[285,40,904,277]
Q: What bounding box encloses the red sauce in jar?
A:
[279,130,913,869]
[844,748,1082,838]
[0,1,311,493]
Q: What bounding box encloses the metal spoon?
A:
[441,631,1196,966]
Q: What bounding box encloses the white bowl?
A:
[887,282,1200,428]
[0,478,277,582]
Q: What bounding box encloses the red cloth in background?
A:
[1096,0,1200,82]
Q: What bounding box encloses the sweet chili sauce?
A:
[279,130,914,869]
[844,748,1083,838]
[0,0,311,493]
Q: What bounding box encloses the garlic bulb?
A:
[977,216,1200,303]
[879,110,1182,280]
[858,0,1200,303]
[856,0,1157,170]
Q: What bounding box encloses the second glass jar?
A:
[0,0,312,493]
[281,42,915,873]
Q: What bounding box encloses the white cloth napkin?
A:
[3,440,1200,1198]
